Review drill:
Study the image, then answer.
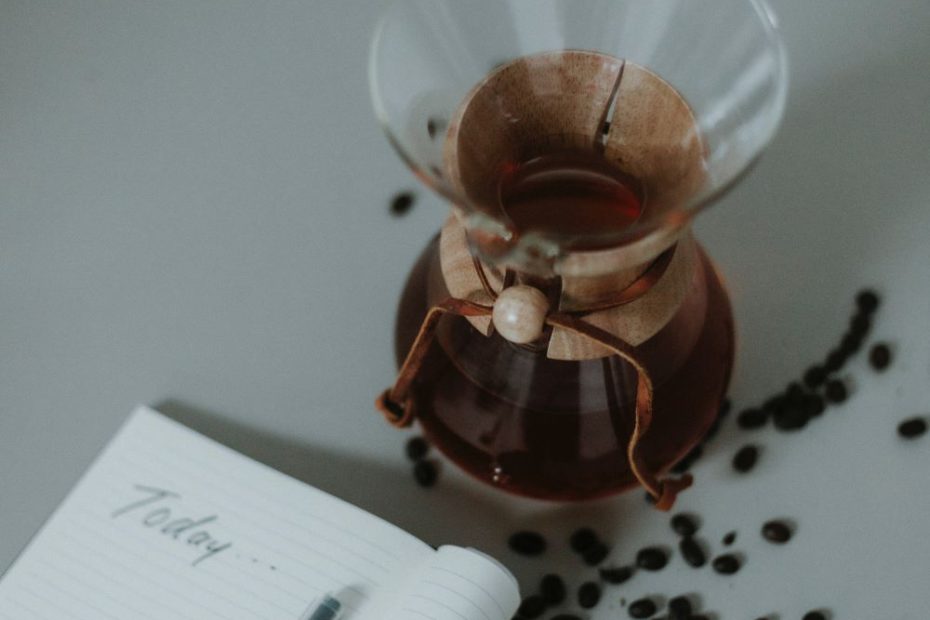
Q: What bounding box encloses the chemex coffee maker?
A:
[370,0,787,509]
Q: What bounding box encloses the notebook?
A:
[0,406,521,620]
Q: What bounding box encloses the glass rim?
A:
[369,0,790,259]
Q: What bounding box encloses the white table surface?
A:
[2,1,929,618]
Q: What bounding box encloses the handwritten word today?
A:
[112,484,233,567]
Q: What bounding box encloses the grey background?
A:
[2,1,929,618]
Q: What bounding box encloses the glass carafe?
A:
[370,0,787,507]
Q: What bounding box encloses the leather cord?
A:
[375,261,693,510]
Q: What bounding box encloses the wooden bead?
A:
[492,285,549,344]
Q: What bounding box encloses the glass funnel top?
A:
[370,0,788,265]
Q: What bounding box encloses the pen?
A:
[300,594,343,620]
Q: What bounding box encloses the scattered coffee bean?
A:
[691,615,710,620]
[389,191,415,217]
[405,437,429,461]
[738,407,768,430]
[763,394,787,413]
[840,331,864,356]
[670,513,698,537]
[773,406,809,431]
[577,582,601,609]
[870,343,892,371]
[723,531,737,546]
[540,574,566,606]
[679,536,707,568]
[849,313,871,337]
[825,349,846,373]
[733,444,760,473]
[719,398,733,418]
[550,615,583,620]
[582,542,610,566]
[599,566,634,585]
[668,596,693,620]
[804,365,828,389]
[803,394,826,417]
[803,611,827,620]
[856,289,880,314]
[898,417,927,439]
[426,117,446,140]
[635,547,669,571]
[508,531,547,556]
[517,595,547,619]
[785,382,806,405]
[712,553,742,575]
[761,520,793,544]
[569,527,599,553]
[825,380,848,404]
[413,460,438,487]
[628,598,657,619]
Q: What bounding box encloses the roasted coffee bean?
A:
[670,513,698,537]
[763,394,787,413]
[804,365,828,389]
[517,595,547,619]
[773,406,808,431]
[426,117,446,140]
[723,531,737,546]
[825,379,848,404]
[405,437,429,461]
[785,382,806,405]
[583,542,611,566]
[802,611,827,620]
[719,398,732,417]
[667,596,693,620]
[857,289,880,314]
[599,566,634,585]
[569,527,599,553]
[825,348,846,373]
[840,331,864,356]
[508,531,547,556]
[898,417,928,439]
[690,616,710,620]
[389,191,415,216]
[679,536,706,568]
[803,394,826,417]
[540,574,566,605]
[738,407,768,430]
[550,615,583,620]
[628,598,657,619]
[733,444,760,473]
[849,313,872,336]
[577,582,601,609]
[635,547,669,571]
[761,520,792,543]
[413,460,438,487]
[870,343,892,371]
[712,553,741,575]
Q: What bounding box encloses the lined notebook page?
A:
[0,406,518,620]
[385,546,520,620]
